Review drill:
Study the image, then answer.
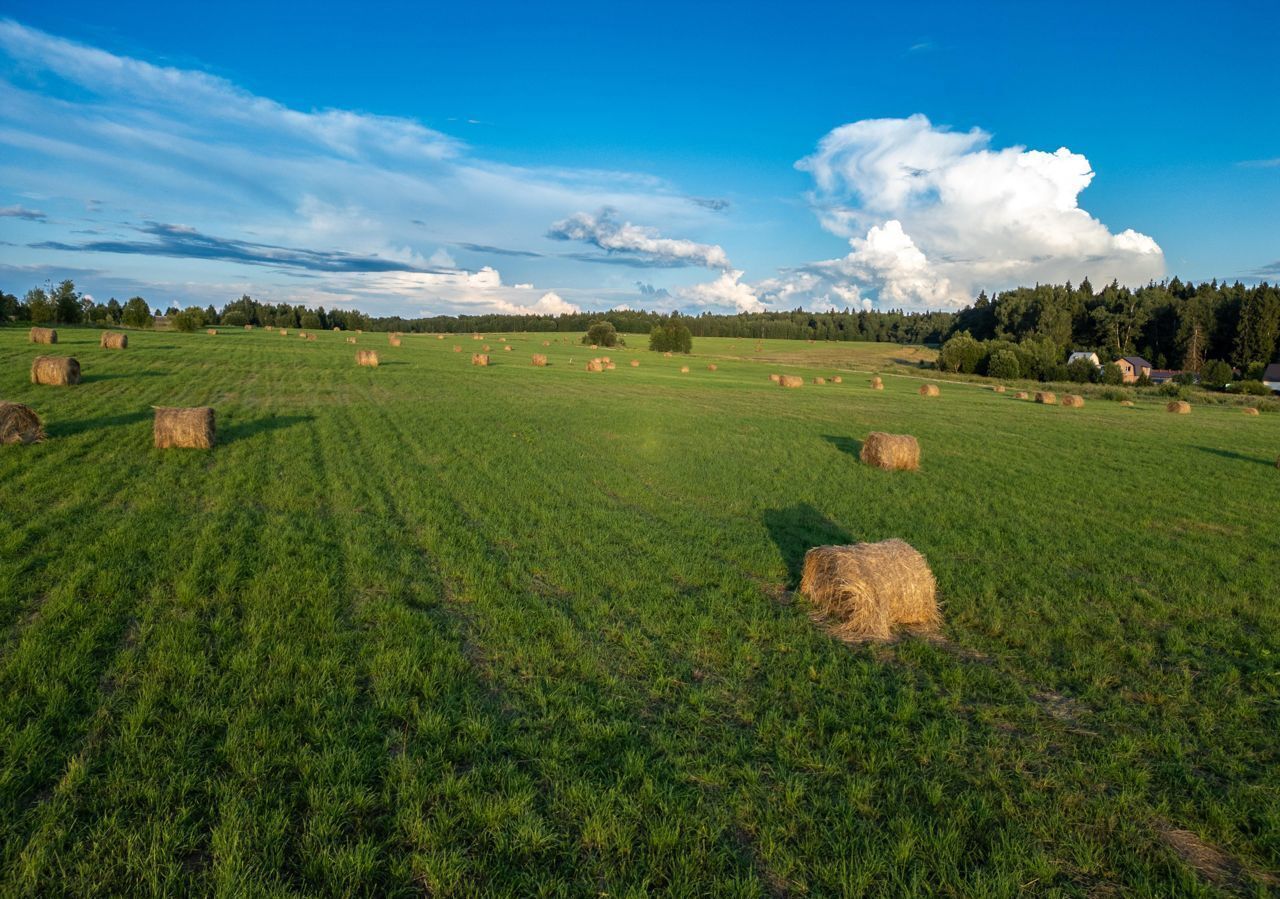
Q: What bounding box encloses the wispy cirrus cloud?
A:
[0,204,46,220]
[547,208,731,269]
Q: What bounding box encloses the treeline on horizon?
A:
[3,276,1278,373]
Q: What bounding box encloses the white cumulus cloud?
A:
[548,209,731,269]
[676,269,763,313]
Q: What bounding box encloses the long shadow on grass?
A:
[78,370,166,383]
[219,413,312,444]
[763,504,852,588]
[821,434,862,459]
[48,408,152,437]
[1193,446,1276,466]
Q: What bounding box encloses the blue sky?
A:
[1,0,1277,317]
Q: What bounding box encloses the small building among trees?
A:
[1115,355,1153,383]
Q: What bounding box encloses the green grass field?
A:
[1,326,1278,897]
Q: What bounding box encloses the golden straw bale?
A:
[1014,391,1029,399]
[919,383,940,397]
[499,337,506,342]
[280,329,288,336]
[472,353,490,366]
[586,359,603,372]
[306,334,316,342]
[504,345,512,351]
[870,376,883,390]
[388,336,401,347]
[814,376,826,385]
[437,334,445,339]
[29,327,57,345]
[542,340,550,347]
[779,374,803,388]
[601,356,611,363]
[531,354,548,367]
[1167,401,1191,414]
[246,324,254,330]
[30,355,80,386]
[356,350,380,367]
[1120,400,1134,406]
[299,331,308,339]
[630,359,640,367]
[769,373,781,383]
[346,336,357,344]
[453,345,462,352]
[708,363,718,371]
[992,385,1005,393]
[100,331,128,349]
[1035,391,1057,405]
[859,432,920,471]
[153,406,215,449]
[332,326,340,332]
[606,362,616,370]
[207,328,218,336]
[663,351,673,358]
[1242,407,1260,416]
[832,376,842,384]
[1062,394,1085,407]
[0,402,44,445]
[680,365,690,373]
[800,540,941,642]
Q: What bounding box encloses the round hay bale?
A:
[0,402,45,445]
[28,327,57,345]
[504,345,512,352]
[100,331,128,350]
[630,359,640,367]
[1120,400,1134,406]
[280,329,288,336]
[601,356,611,364]
[1167,401,1191,414]
[332,326,340,332]
[663,351,673,358]
[708,364,718,372]
[606,362,616,370]
[207,328,218,336]
[30,355,80,386]
[542,340,550,347]
[992,385,1005,393]
[1062,394,1085,408]
[1034,391,1057,405]
[482,344,490,352]
[531,354,548,367]
[919,383,940,397]
[306,334,317,342]
[860,432,920,471]
[346,336,357,344]
[814,376,827,385]
[247,324,255,331]
[832,376,842,384]
[586,359,603,372]
[472,353,490,366]
[800,540,940,642]
[437,334,445,340]
[680,365,690,373]
[769,373,781,383]
[356,350,380,367]
[299,331,308,339]
[499,337,507,342]
[1242,406,1260,416]
[870,376,884,390]
[453,345,462,352]
[389,336,402,347]
[1014,391,1030,400]
[153,406,215,449]
[779,374,803,388]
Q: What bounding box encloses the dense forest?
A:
[3,276,1278,377]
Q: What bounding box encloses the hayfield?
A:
[1,326,1278,896]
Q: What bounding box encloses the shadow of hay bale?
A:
[820,434,863,459]
[763,504,853,589]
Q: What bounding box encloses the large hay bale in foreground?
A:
[29,327,57,345]
[800,540,941,642]
[0,402,45,445]
[531,354,548,367]
[1062,394,1085,408]
[1035,391,1057,405]
[30,356,80,386]
[860,432,920,471]
[919,383,940,397]
[779,375,803,388]
[1014,391,1029,400]
[1167,401,1191,414]
[472,353,490,366]
[100,331,128,350]
[356,350,380,367]
[870,376,883,390]
[153,406,215,449]
[1243,406,1260,416]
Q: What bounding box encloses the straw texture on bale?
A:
[153,406,215,449]
[499,337,506,342]
[531,354,548,367]
[299,331,308,339]
[769,373,781,383]
[586,359,603,372]
[30,355,80,386]
[707,364,718,371]
[919,383,940,397]
[779,374,803,388]
[29,327,57,345]
[1167,401,1191,414]
[1014,391,1029,399]
[601,356,611,364]
[832,376,842,384]
[630,359,640,367]
[356,350,380,367]
[859,432,920,471]
[870,376,883,390]
[1062,394,1085,407]
[389,336,402,347]
[472,353,490,366]
[100,331,128,349]
[1035,391,1057,405]
[814,377,826,385]
[437,334,445,340]
[680,365,690,373]
[1242,406,1260,416]
[800,540,941,642]
[0,402,44,445]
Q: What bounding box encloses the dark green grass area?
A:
[2,327,1278,896]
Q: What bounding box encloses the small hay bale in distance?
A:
[860,432,920,471]
[531,354,548,367]
[30,355,80,386]
[586,359,603,372]
[919,383,940,397]
[630,359,640,367]
[800,539,941,643]
[1035,391,1057,405]
[993,385,1005,393]
[306,334,317,342]
[769,373,781,383]
[663,351,673,358]
[606,362,616,370]
[472,353,490,366]
[870,376,884,390]
[453,345,462,352]
[437,334,445,340]
[542,340,550,347]
[153,406,215,449]
[207,328,218,336]
[246,324,255,330]
[680,365,690,373]
[299,331,308,339]
[0,402,45,445]
[504,345,512,352]
[346,336,357,344]
[832,376,842,384]
[779,374,803,388]
[100,331,128,350]
[814,376,826,385]
[708,363,718,372]
[29,327,57,345]
[1243,406,1260,416]
[279,329,288,336]
[1062,394,1085,408]
[1014,391,1030,400]
[1120,400,1134,406]
[1167,401,1191,414]
[356,350,380,367]
[482,344,490,351]
[389,336,402,347]
[499,337,507,342]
